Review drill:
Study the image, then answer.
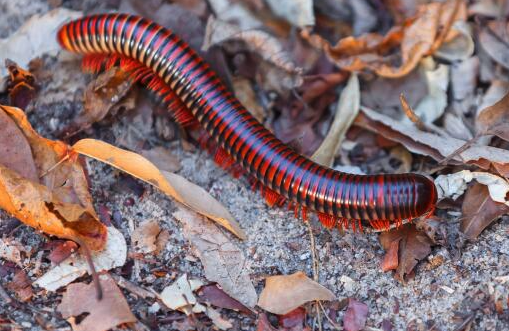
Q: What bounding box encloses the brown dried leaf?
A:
[131,220,161,254]
[461,183,509,240]
[173,207,257,308]
[6,270,32,302]
[232,77,266,122]
[5,60,37,110]
[380,238,400,272]
[63,67,135,136]
[479,21,509,70]
[379,224,432,281]
[343,298,368,331]
[257,313,278,331]
[0,105,107,251]
[57,273,137,331]
[257,271,335,315]
[72,138,245,240]
[278,307,306,330]
[476,91,509,141]
[302,0,466,78]
[47,240,79,264]
[198,284,252,314]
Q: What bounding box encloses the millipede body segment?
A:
[57,13,438,231]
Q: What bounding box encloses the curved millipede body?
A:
[57,13,438,231]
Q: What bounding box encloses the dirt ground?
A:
[1,0,509,331]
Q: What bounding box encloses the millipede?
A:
[57,13,438,232]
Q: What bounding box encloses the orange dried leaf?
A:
[72,138,246,240]
[0,105,107,251]
[476,91,509,141]
[379,224,432,282]
[257,271,335,315]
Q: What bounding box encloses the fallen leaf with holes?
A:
[198,284,252,314]
[0,105,107,250]
[62,67,136,137]
[356,106,509,171]
[0,8,82,80]
[6,270,33,302]
[302,0,466,78]
[476,91,509,142]
[5,60,37,110]
[34,226,126,291]
[258,271,335,315]
[159,273,203,313]
[435,170,509,206]
[479,21,509,70]
[312,73,359,167]
[131,220,161,254]
[73,138,246,240]
[343,298,368,331]
[57,273,137,331]
[379,224,432,281]
[461,183,509,240]
[174,207,257,308]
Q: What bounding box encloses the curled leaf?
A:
[0,105,107,250]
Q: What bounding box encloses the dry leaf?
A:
[412,58,448,124]
[451,56,479,101]
[64,67,135,136]
[257,271,335,315]
[476,91,509,141]
[57,273,137,331]
[140,147,181,173]
[435,170,509,206]
[311,73,359,167]
[379,224,432,281]
[461,183,509,240]
[0,105,107,250]
[47,240,79,264]
[435,21,475,61]
[380,238,400,272]
[278,307,306,330]
[257,313,278,331]
[34,226,126,291]
[343,298,368,331]
[72,138,246,240]
[207,0,262,30]
[302,1,466,77]
[265,0,314,27]
[0,239,23,266]
[173,207,257,308]
[198,284,252,314]
[232,77,266,122]
[159,273,203,313]
[0,8,82,78]
[356,106,509,169]
[131,220,161,254]
[6,270,33,302]
[203,17,302,77]
[479,21,509,70]
[5,60,37,110]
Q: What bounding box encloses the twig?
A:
[306,221,322,331]
[111,274,156,299]
[39,154,71,179]
[438,134,481,165]
[318,301,341,330]
[75,238,103,300]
